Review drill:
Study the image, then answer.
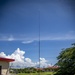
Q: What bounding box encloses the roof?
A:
[0,57,15,62]
[48,66,59,69]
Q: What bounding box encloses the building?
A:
[0,57,15,75]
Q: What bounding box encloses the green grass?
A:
[17,72,55,75]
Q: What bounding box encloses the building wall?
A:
[0,61,9,75]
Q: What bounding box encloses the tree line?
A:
[10,66,59,74]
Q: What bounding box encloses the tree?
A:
[55,43,75,75]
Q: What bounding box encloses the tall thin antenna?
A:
[38,7,40,75]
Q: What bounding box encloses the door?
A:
[0,66,2,75]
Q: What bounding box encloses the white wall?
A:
[0,61,9,75]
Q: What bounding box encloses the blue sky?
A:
[0,0,75,67]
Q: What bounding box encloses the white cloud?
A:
[0,35,15,41]
[0,52,6,57]
[22,40,34,44]
[39,58,51,67]
[24,58,37,67]
[0,31,75,43]
[40,31,75,41]
[0,48,50,68]
[7,35,14,41]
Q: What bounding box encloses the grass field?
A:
[17,72,55,75]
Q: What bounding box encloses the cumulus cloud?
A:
[0,52,6,57]
[39,58,51,67]
[0,48,50,68]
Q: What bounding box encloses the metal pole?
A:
[38,5,40,75]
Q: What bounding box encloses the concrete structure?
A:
[0,57,15,75]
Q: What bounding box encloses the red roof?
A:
[0,57,15,62]
[48,66,59,69]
